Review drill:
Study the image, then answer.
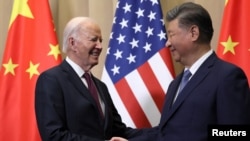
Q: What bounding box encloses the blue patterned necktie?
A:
[173,69,192,104]
[179,69,192,92]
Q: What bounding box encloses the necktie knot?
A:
[83,72,90,78]
[83,72,92,88]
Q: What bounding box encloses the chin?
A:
[92,62,98,66]
[172,55,180,62]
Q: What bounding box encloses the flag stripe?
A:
[101,0,175,128]
[137,61,165,111]
[115,77,151,128]
[159,47,175,78]
[126,69,161,126]
[102,68,135,127]
[102,52,173,127]
[149,50,173,93]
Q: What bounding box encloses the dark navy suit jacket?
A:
[130,52,250,141]
[35,60,141,141]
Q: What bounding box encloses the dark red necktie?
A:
[83,73,104,118]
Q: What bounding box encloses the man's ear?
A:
[69,37,77,52]
[190,25,199,41]
[69,37,75,46]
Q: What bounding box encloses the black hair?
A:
[166,2,214,44]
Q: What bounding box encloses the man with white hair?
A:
[35,17,142,141]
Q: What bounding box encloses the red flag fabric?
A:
[0,0,62,140]
[101,0,175,128]
[217,0,250,84]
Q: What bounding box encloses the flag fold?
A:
[0,0,62,140]
[217,0,250,84]
[101,0,174,128]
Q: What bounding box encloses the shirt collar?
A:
[188,49,213,75]
[65,57,86,77]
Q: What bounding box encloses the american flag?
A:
[101,0,174,128]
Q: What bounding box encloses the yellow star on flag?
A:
[225,0,229,5]
[26,61,40,79]
[48,44,61,60]
[220,35,239,55]
[2,58,19,75]
[9,0,34,28]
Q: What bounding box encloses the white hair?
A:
[62,17,91,53]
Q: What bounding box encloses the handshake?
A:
[108,137,128,141]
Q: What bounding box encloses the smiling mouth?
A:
[90,51,100,57]
[170,48,176,52]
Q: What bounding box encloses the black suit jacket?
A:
[130,52,250,141]
[35,60,141,141]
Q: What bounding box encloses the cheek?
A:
[174,35,189,50]
[171,51,181,62]
[171,41,188,59]
[77,43,90,54]
[75,46,90,61]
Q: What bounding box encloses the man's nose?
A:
[165,40,171,48]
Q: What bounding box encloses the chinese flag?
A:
[217,0,250,84]
[0,0,62,141]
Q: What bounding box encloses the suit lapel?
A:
[160,52,217,127]
[92,76,111,130]
[159,76,181,124]
[164,75,182,110]
[60,60,97,105]
[93,78,109,125]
